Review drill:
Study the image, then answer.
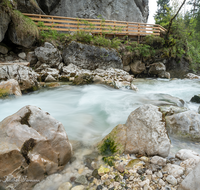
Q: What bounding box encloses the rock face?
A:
[62,41,123,70]
[0,7,11,42]
[50,0,149,23]
[99,104,171,157]
[0,65,39,92]
[125,104,170,157]
[36,0,61,14]
[0,105,72,182]
[178,162,200,190]
[35,42,62,67]
[165,111,200,141]
[0,79,22,98]
[16,0,44,14]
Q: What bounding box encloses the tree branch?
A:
[166,0,186,39]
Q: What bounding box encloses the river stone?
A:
[190,95,200,103]
[71,185,85,190]
[163,164,185,178]
[123,65,131,72]
[178,162,200,190]
[45,74,57,82]
[0,79,22,98]
[0,7,11,42]
[166,175,177,185]
[130,60,145,75]
[0,65,39,92]
[35,42,62,67]
[0,105,72,181]
[148,62,166,78]
[75,175,88,185]
[62,41,123,70]
[18,52,26,60]
[50,0,149,23]
[185,73,200,79]
[175,149,200,162]
[165,111,200,141]
[125,104,170,157]
[150,156,166,166]
[58,182,72,190]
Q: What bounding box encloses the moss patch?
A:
[20,108,31,127]
[0,88,10,98]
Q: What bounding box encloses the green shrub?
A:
[144,35,165,48]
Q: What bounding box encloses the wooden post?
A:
[138,23,140,44]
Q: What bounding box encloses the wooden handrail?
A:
[23,13,167,37]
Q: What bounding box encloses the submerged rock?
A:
[165,110,200,141]
[185,73,200,79]
[62,41,123,70]
[190,95,200,103]
[0,105,72,189]
[0,79,22,98]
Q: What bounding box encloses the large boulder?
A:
[125,104,170,157]
[0,65,39,92]
[165,111,200,141]
[99,104,171,157]
[50,0,149,23]
[62,41,123,70]
[176,149,200,162]
[8,10,39,48]
[130,60,145,75]
[0,106,72,186]
[0,7,11,42]
[35,42,62,67]
[0,79,22,98]
[178,162,200,190]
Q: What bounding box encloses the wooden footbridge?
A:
[24,13,167,41]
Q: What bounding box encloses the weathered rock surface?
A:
[0,105,72,184]
[130,60,145,75]
[0,79,22,97]
[50,0,149,23]
[125,104,170,157]
[0,44,8,55]
[176,149,200,162]
[185,73,200,79]
[35,42,62,67]
[99,104,170,157]
[0,65,39,91]
[148,62,169,78]
[62,41,123,70]
[165,111,200,140]
[0,7,11,42]
[26,51,38,67]
[178,162,200,190]
[16,0,44,14]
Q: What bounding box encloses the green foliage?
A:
[144,35,165,48]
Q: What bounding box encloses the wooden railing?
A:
[24,13,167,37]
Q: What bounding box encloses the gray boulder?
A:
[178,162,200,190]
[35,42,62,67]
[0,65,39,92]
[99,104,171,157]
[62,41,123,70]
[125,104,170,157]
[50,0,149,23]
[0,44,8,55]
[130,60,145,75]
[0,7,11,42]
[165,111,200,141]
[148,62,166,78]
[0,105,72,187]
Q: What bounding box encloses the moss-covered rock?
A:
[73,74,94,85]
[98,124,127,155]
[8,10,39,48]
[0,88,10,98]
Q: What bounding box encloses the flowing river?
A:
[0,78,200,155]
